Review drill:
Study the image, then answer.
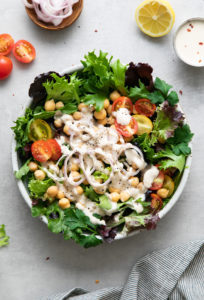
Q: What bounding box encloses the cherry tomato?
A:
[151,193,163,211]
[28,119,52,142]
[31,140,52,162]
[46,139,62,161]
[0,56,13,80]
[133,114,153,135]
[0,34,14,56]
[150,170,165,190]
[163,175,175,197]
[112,97,133,113]
[135,99,156,117]
[115,117,138,137]
[13,40,36,63]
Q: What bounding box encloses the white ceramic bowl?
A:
[12,65,192,240]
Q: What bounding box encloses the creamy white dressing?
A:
[113,108,131,125]
[143,166,159,189]
[175,20,204,66]
[42,106,159,225]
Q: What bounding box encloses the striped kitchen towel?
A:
[44,240,204,300]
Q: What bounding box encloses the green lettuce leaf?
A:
[111,59,127,95]
[0,225,9,247]
[153,148,186,173]
[28,178,55,198]
[93,170,109,181]
[83,93,107,112]
[84,186,100,202]
[15,158,31,180]
[98,195,111,210]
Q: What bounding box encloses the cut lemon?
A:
[133,115,153,135]
[135,0,175,37]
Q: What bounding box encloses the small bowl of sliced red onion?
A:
[23,0,83,30]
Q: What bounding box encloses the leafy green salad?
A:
[12,51,193,248]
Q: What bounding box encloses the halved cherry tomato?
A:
[151,193,163,211]
[13,40,36,63]
[115,117,138,137]
[112,97,133,113]
[46,139,62,161]
[150,170,165,190]
[31,140,52,162]
[0,34,14,56]
[163,175,175,197]
[135,99,156,117]
[133,114,153,135]
[0,56,13,80]
[28,119,52,142]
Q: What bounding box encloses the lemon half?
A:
[135,0,175,37]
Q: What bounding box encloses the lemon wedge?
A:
[135,0,175,37]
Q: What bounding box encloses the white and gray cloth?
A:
[44,240,204,300]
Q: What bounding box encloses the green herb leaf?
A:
[148,90,165,104]
[129,80,150,101]
[83,93,106,112]
[15,158,31,180]
[98,195,111,210]
[0,225,9,247]
[84,186,100,202]
[28,178,55,198]
[154,77,172,97]
[166,91,179,106]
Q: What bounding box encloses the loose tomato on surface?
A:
[31,140,52,162]
[162,175,175,197]
[0,56,13,80]
[133,114,153,135]
[112,97,133,113]
[46,139,62,161]
[28,119,52,142]
[13,40,36,63]
[115,117,138,137]
[0,34,14,56]
[151,193,163,211]
[150,170,165,190]
[135,99,156,117]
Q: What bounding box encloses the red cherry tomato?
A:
[115,117,138,137]
[112,97,133,113]
[0,34,14,56]
[151,193,163,211]
[46,139,62,161]
[135,99,156,117]
[0,56,13,80]
[31,140,52,162]
[13,40,36,63]
[150,170,165,190]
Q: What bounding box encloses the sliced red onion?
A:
[23,0,34,9]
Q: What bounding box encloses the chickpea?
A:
[107,116,115,125]
[75,186,83,195]
[47,186,58,198]
[95,178,103,184]
[78,103,87,111]
[157,188,169,199]
[132,162,138,169]
[94,188,105,195]
[110,192,120,202]
[57,191,65,199]
[107,105,113,115]
[28,161,38,172]
[94,109,107,120]
[110,90,121,102]
[129,177,139,187]
[71,171,81,182]
[55,101,64,110]
[63,125,70,136]
[109,186,120,193]
[120,191,130,202]
[73,111,82,120]
[44,99,56,111]
[137,182,145,192]
[98,118,107,126]
[83,179,89,185]
[54,119,63,128]
[34,170,46,181]
[70,163,79,172]
[58,198,70,209]
[103,99,110,109]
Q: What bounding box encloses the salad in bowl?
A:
[12,51,193,248]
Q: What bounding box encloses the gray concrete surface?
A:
[0,0,204,299]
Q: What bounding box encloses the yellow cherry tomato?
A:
[163,175,175,197]
[133,114,153,135]
[28,119,52,142]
